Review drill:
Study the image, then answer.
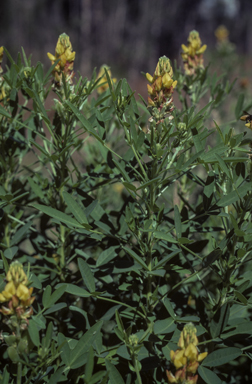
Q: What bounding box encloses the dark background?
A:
[1,0,251,89]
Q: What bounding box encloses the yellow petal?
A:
[0,293,6,302]
[16,283,30,301]
[4,281,16,298]
[198,351,208,362]
[172,80,177,89]
[197,44,207,54]
[146,73,153,83]
[47,52,56,61]
[173,349,187,369]
[184,343,198,362]
[181,44,189,53]
[155,76,162,91]
[147,84,154,95]
[162,73,173,88]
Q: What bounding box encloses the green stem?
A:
[59,224,65,268]
[94,294,146,319]
[133,356,142,384]
[16,323,22,384]
[17,361,22,384]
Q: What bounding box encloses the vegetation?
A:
[0,29,252,384]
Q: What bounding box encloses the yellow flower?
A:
[215,25,229,42]
[184,343,198,362]
[181,30,207,76]
[47,33,75,86]
[146,56,176,122]
[168,324,207,384]
[0,261,35,320]
[170,349,187,369]
[96,65,117,94]
[16,283,30,301]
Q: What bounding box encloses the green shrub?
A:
[0,31,252,384]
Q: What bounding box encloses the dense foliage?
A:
[0,31,252,384]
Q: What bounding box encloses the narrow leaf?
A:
[202,347,242,367]
[78,258,95,292]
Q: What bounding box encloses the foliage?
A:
[0,31,252,384]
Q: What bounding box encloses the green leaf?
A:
[210,303,230,338]
[69,321,103,368]
[78,258,95,292]
[44,322,53,351]
[63,191,89,224]
[215,153,231,179]
[43,302,67,315]
[64,283,91,297]
[122,246,148,270]
[163,298,176,319]
[202,347,242,367]
[96,246,119,267]
[42,285,52,308]
[217,182,252,207]
[153,249,180,270]
[3,246,18,260]
[235,93,244,120]
[113,159,132,183]
[191,127,204,152]
[28,319,40,347]
[47,367,65,384]
[153,318,176,334]
[198,366,222,384]
[0,104,11,118]
[85,347,94,381]
[234,290,248,305]
[47,284,67,307]
[31,203,84,228]
[174,205,182,238]
[1,366,10,384]
[105,359,125,384]
[10,222,32,246]
[115,309,125,333]
[65,100,104,143]
[27,177,45,199]
[153,231,177,243]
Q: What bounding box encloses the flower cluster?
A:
[0,261,35,327]
[214,25,235,55]
[96,65,117,94]
[181,30,207,76]
[146,56,177,124]
[47,33,75,87]
[215,25,229,43]
[166,323,207,384]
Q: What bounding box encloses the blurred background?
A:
[1,0,252,93]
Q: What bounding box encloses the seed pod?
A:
[7,346,19,363]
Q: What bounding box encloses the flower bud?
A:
[146,56,176,123]
[47,33,75,87]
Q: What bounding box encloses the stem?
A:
[94,294,146,319]
[59,224,65,268]
[17,361,22,384]
[134,357,142,384]
[16,324,22,384]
